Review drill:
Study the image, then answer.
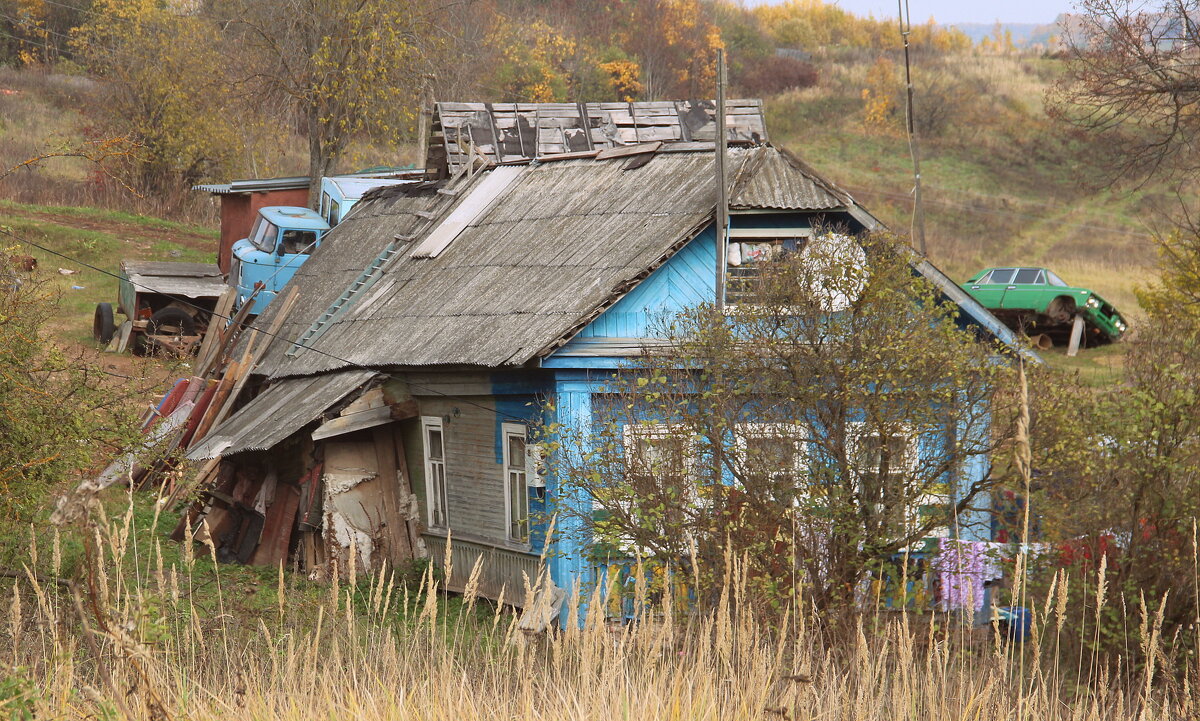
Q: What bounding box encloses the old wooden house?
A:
[184,101,1022,621]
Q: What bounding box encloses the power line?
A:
[2,226,533,424]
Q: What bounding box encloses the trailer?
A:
[94,261,227,355]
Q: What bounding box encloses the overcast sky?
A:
[759,0,1078,25]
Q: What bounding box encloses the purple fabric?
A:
[936,539,998,611]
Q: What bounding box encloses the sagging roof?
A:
[252,144,855,379]
[246,142,1025,380]
[186,370,375,460]
[429,100,767,176]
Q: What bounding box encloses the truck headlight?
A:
[1086,297,1101,309]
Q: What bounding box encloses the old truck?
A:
[94,206,332,354]
[229,206,330,311]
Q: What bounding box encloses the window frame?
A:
[422,416,450,529]
[846,423,949,538]
[501,422,531,545]
[250,219,279,253]
[732,422,813,501]
[725,227,812,305]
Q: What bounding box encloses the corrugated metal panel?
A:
[729,146,850,211]
[248,145,893,379]
[186,370,375,459]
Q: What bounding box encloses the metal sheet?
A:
[186,370,375,459]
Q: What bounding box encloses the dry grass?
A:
[2,494,1195,721]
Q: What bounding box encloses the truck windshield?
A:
[280,229,320,255]
[250,219,279,253]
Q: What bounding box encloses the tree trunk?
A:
[306,105,337,210]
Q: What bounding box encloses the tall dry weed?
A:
[0,496,1195,720]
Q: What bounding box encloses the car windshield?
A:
[986,268,1016,284]
[280,229,320,255]
[250,218,279,253]
[1046,271,1069,287]
[1013,268,1042,284]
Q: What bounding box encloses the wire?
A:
[2,226,534,424]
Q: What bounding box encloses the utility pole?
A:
[714,48,729,310]
[898,0,928,255]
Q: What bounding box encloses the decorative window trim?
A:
[846,422,949,538]
[502,422,531,545]
[422,416,450,529]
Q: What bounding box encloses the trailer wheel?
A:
[146,306,196,337]
[93,302,116,344]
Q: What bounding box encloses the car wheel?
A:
[1047,296,1076,324]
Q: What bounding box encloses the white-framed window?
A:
[733,422,812,504]
[622,423,696,493]
[422,416,449,529]
[847,423,948,537]
[502,422,530,544]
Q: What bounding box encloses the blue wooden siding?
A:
[570,226,717,341]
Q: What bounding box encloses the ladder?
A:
[286,240,402,357]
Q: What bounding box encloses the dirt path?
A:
[22,209,219,253]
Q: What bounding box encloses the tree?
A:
[71,0,244,202]
[1049,0,1200,186]
[1028,307,1200,669]
[224,0,436,207]
[548,233,1016,617]
[0,253,143,544]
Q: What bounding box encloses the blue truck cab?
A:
[230,206,330,312]
[319,176,415,227]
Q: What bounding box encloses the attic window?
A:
[725,227,811,304]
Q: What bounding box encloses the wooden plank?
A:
[195,287,237,375]
[596,141,662,160]
[311,406,393,441]
[391,425,423,558]
[373,426,413,564]
[1067,314,1086,357]
[249,482,301,567]
[188,360,240,448]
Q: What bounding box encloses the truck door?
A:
[271,228,322,293]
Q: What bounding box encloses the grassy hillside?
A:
[768,51,1160,324]
[0,199,218,344]
[1,51,1161,346]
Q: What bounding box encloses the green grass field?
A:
[1,199,218,344]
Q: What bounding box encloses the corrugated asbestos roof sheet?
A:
[728,146,851,211]
[247,144,956,379]
[186,370,375,459]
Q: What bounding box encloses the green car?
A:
[961,267,1128,344]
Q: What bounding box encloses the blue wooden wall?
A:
[571,226,717,341]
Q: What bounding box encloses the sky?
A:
[760,0,1078,25]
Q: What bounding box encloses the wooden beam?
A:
[1067,314,1086,357]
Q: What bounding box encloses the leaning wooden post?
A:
[1066,314,1085,357]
